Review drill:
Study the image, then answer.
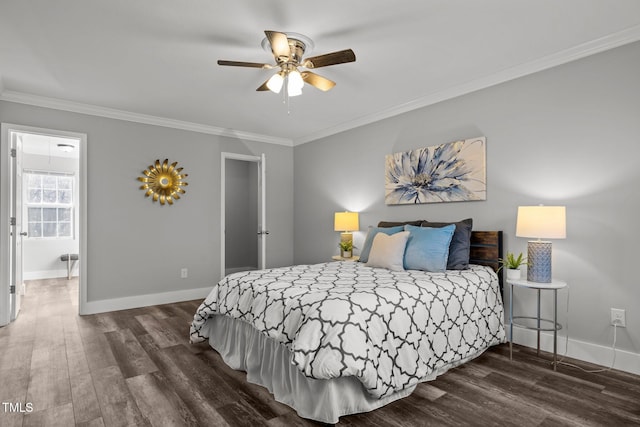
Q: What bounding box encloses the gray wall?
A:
[225,158,258,271]
[293,41,640,354]
[0,101,294,302]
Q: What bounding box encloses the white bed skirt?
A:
[203,315,491,423]
[203,315,417,423]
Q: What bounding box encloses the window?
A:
[25,171,74,238]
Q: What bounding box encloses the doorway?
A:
[1,124,87,326]
[220,153,266,279]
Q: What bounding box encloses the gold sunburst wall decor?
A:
[138,159,188,205]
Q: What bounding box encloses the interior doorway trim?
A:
[220,152,265,281]
[0,123,88,325]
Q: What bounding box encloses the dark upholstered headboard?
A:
[470,231,504,290]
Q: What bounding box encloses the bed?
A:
[190,221,505,423]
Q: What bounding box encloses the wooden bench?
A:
[60,253,79,279]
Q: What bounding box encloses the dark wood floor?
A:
[1,279,639,427]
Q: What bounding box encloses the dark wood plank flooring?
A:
[1,278,638,426]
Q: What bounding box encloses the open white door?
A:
[221,152,267,279]
[9,131,24,320]
[258,153,267,270]
[1,124,87,322]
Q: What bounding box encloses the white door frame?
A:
[0,123,88,325]
[220,152,266,280]
[9,130,23,321]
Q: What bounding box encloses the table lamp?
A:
[334,211,359,257]
[516,206,566,283]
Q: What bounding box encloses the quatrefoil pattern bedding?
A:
[190,262,505,398]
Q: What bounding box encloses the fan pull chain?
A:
[284,74,291,115]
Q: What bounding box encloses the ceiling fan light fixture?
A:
[266,72,284,93]
[57,143,75,152]
[288,69,304,91]
[286,70,303,97]
[220,30,355,102]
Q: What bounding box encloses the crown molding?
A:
[293,24,640,146]
[0,91,294,147]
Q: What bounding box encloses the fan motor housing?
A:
[287,39,306,64]
[261,32,314,65]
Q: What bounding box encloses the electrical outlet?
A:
[180,268,188,279]
[610,308,626,327]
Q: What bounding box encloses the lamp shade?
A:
[288,70,304,91]
[287,70,304,97]
[266,72,284,93]
[516,206,566,239]
[334,212,359,232]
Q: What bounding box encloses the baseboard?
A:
[24,269,73,280]
[509,325,640,376]
[82,286,212,315]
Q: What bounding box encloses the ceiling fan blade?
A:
[301,71,336,91]
[217,60,272,69]
[302,49,356,68]
[256,78,271,91]
[265,30,290,62]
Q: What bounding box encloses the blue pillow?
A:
[403,224,456,272]
[359,225,405,263]
[421,219,472,270]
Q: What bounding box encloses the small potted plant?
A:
[338,240,353,258]
[498,252,529,280]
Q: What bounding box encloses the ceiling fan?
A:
[218,30,356,97]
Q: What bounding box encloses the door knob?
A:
[20,232,27,236]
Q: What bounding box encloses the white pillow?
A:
[366,231,410,271]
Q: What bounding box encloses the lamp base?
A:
[527,241,552,283]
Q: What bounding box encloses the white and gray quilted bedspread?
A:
[190,262,505,398]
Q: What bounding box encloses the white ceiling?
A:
[1,1,640,146]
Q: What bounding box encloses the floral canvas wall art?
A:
[385,137,486,205]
